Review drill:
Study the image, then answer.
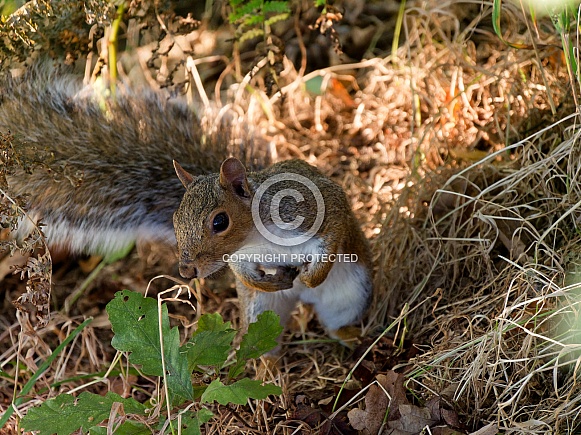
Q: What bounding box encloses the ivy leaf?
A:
[179,409,214,435]
[186,313,236,370]
[229,311,283,378]
[200,378,282,405]
[21,392,147,435]
[107,290,194,403]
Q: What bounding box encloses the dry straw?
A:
[366,1,581,432]
[2,0,581,433]
[226,0,581,431]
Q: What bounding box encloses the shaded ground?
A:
[2,0,581,433]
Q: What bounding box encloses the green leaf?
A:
[179,409,214,435]
[196,312,232,332]
[165,325,196,403]
[305,75,325,95]
[229,0,262,22]
[262,1,290,14]
[0,318,93,429]
[186,330,235,369]
[186,313,236,370]
[89,421,150,435]
[21,392,147,435]
[107,290,165,375]
[107,290,194,403]
[229,311,283,378]
[200,378,282,405]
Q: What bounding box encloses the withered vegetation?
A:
[1,0,581,433]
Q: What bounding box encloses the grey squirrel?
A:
[1,70,373,342]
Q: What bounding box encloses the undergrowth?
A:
[3,0,581,433]
[5,290,282,434]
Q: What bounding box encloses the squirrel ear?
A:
[174,160,195,188]
[220,157,250,198]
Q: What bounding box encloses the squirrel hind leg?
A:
[329,325,363,349]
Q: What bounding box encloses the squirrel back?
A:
[1,69,270,255]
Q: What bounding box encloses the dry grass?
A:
[383,119,581,432]
[2,0,581,433]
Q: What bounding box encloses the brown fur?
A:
[173,158,373,336]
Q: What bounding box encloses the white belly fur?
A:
[233,230,371,331]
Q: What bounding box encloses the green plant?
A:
[19,290,283,434]
[228,0,290,44]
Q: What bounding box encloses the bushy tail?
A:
[1,67,269,256]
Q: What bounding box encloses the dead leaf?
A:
[442,408,461,428]
[388,403,438,434]
[378,371,408,421]
[292,394,356,435]
[328,78,356,108]
[348,383,388,434]
[349,372,465,435]
[348,371,409,434]
[431,427,465,435]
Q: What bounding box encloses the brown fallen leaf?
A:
[348,383,388,435]
[347,371,408,434]
[442,408,461,428]
[388,403,438,434]
[379,371,409,421]
[291,394,356,435]
[328,78,356,108]
[348,371,464,435]
[431,427,465,435]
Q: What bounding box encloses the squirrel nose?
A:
[179,264,198,279]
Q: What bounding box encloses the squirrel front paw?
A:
[233,262,299,292]
[254,265,299,291]
[298,261,330,288]
[272,265,300,284]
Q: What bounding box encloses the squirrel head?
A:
[173,158,254,279]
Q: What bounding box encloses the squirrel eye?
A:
[212,212,229,233]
